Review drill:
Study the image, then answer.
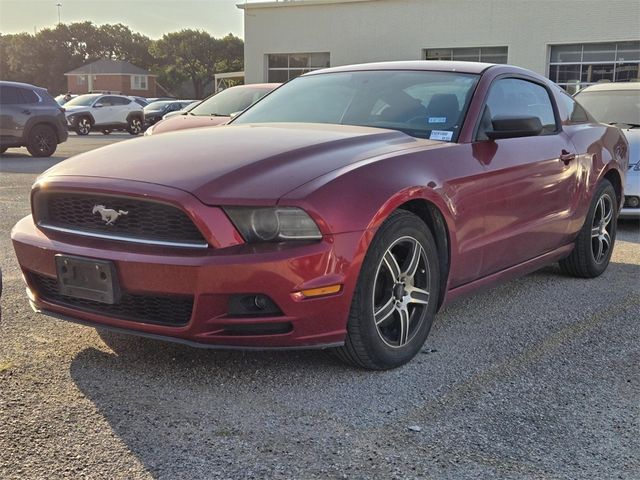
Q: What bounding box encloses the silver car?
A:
[575,82,640,218]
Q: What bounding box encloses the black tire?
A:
[560,179,617,278]
[26,124,57,157]
[127,117,143,135]
[334,210,440,370]
[75,116,92,135]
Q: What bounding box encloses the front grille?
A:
[34,191,207,248]
[29,272,193,327]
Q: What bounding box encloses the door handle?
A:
[560,150,576,164]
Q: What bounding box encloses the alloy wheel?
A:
[129,119,142,134]
[591,193,613,264]
[372,236,430,348]
[35,131,54,155]
[77,118,90,135]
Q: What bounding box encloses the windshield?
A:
[144,101,174,112]
[190,87,272,116]
[63,94,100,107]
[233,71,479,141]
[575,90,640,126]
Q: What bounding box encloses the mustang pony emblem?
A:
[92,204,128,225]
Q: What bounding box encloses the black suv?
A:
[0,81,68,157]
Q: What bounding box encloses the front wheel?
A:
[334,210,440,370]
[127,117,142,135]
[75,117,91,135]
[560,179,617,278]
[26,125,57,157]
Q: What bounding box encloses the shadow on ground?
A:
[0,154,66,174]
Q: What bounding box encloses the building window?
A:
[266,52,330,83]
[131,75,148,90]
[425,47,508,64]
[548,41,640,93]
[76,75,86,86]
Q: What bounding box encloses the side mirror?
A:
[94,103,104,108]
[485,116,543,140]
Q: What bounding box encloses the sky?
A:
[0,0,248,39]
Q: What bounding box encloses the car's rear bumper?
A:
[56,121,68,143]
[12,215,363,349]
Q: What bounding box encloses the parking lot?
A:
[0,134,638,479]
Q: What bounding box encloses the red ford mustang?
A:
[12,61,628,369]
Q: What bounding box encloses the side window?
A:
[96,96,111,106]
[0,86,21,105]
[111,96,131,106]
[478,78,558,140]
[19,89,40,104]
[557,92,589,124]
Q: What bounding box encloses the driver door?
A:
[474,77,580,276]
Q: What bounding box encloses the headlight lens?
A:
[224,207,322,242]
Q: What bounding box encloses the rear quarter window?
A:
[19,88,40,104]
[556,91,590,124]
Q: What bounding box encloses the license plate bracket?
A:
[55,255,120,304]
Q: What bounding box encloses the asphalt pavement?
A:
[0,134,638,479]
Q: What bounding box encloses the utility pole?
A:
[56,3,62,25]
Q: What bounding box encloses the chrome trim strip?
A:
[39,223,209,249]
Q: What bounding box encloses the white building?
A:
[239,0,640,92]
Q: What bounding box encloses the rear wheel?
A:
[560,179,617,278]
[127,117,142,135]
[26,124,57,157]
[334,210,440,370]
[75,116,92,135]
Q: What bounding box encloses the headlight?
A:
[144,124,154,136]
[224,207,322,242]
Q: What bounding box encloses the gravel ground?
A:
[0,135,639,479]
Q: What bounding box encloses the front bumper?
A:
[620,168,640,218]
[12,213,363,349]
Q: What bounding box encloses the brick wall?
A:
[66,75,157,96]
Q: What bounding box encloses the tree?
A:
[151,30,244,98]
[0,24,243,96]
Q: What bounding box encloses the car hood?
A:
[64,105,89,114]
[42,123,447,204]
[150,114,230,135]
[621,128,640,165]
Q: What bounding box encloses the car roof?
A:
[579,82,640,92]
[0,80,44,90]
[305,60,496,76]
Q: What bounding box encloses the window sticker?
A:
[429,130,453,141]
[428,117,447,124]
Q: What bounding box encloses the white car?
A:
[576,82,640,218]
[63,94,144,136]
